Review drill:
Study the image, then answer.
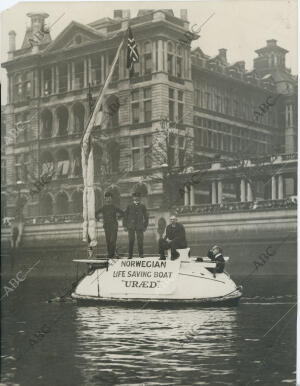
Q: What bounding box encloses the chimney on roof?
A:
[123,10,131,19]
[113,10,123,19]
[180,9,188,21]
[267,39,277,47]
[114,10,130,19]
[218,48,227,63]
[8,30,16,52]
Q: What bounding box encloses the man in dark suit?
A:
[209,245,225,276]
[123,192,149,258]
[159,214,187,260]
[95,192,124,258]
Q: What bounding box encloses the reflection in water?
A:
[74,307,238,385]
[1,276,297,386]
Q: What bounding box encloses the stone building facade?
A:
[1,9,297,222]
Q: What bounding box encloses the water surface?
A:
[1,275,296,386]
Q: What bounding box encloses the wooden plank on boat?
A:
[73,259,109,263]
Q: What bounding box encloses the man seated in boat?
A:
[95,191,124,258]
[158,214,187,260]
[209,245,225,277]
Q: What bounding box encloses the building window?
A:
[224,97,229,114]
[24,72,32,99]
[233,100,239,116]
[44,67,52,95]
[131,135,152,170]
[72,149,82,177]
[91,54,102,85]
[167,42,174,75]
[178,135,185,167]
[143,41,152,74]
[144,135,152,169]
[203,130,208,147]
[56,149,70,179]
[56,106,69,136]
[144,87,152,122]
[144,100,152,122]
[14,74,23,100]
[178,90,183,102]
[205,92,211,109]
[132,89,139,101]
[169,101,174,122]
[58,63,68,93]
[74,60,84,89]
[41,109,53,139]
[132,103,140,123]
[15,153,28,183]
[175,45,183,78]
[14,72,32,101]
[73,103,85,132]
[178,103,183,122]
[215,95,221,112]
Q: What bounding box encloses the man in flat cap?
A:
[95,191,124,258]
[123,192,149,258]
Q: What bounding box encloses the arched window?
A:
[56,192,69,214]
[73,103,85,133]
[167,42,174,75]
[72,148,82,177]
[56,106,69,136]
[41,151,54,176]
[108,141,120,173]
[56,149,70,179]
[72,190,83,213]
[176,45,183,78]
[40,193,53,216]
[41,110,53,138]
[143,41,152,74]
[106,95,120,129]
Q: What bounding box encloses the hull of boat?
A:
[71,257,242,307]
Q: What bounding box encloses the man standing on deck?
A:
[95,192,124,258]
[158,214,187,260]
[123,192,149,258]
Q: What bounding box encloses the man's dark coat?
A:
[123,203,149,231]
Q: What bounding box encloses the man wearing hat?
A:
[123,192,149,258]
[95,192,124,258]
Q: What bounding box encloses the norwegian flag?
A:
[127,27,139,70]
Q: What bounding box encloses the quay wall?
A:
[1,208,297,279]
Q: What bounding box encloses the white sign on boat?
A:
[106,258,180,294]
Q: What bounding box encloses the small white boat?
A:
[71,248,242,307]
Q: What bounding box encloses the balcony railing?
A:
[24,213,83,225]
[175,198,297,215]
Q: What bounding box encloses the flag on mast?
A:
[81,38,124,247]
[127,27,139,70]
